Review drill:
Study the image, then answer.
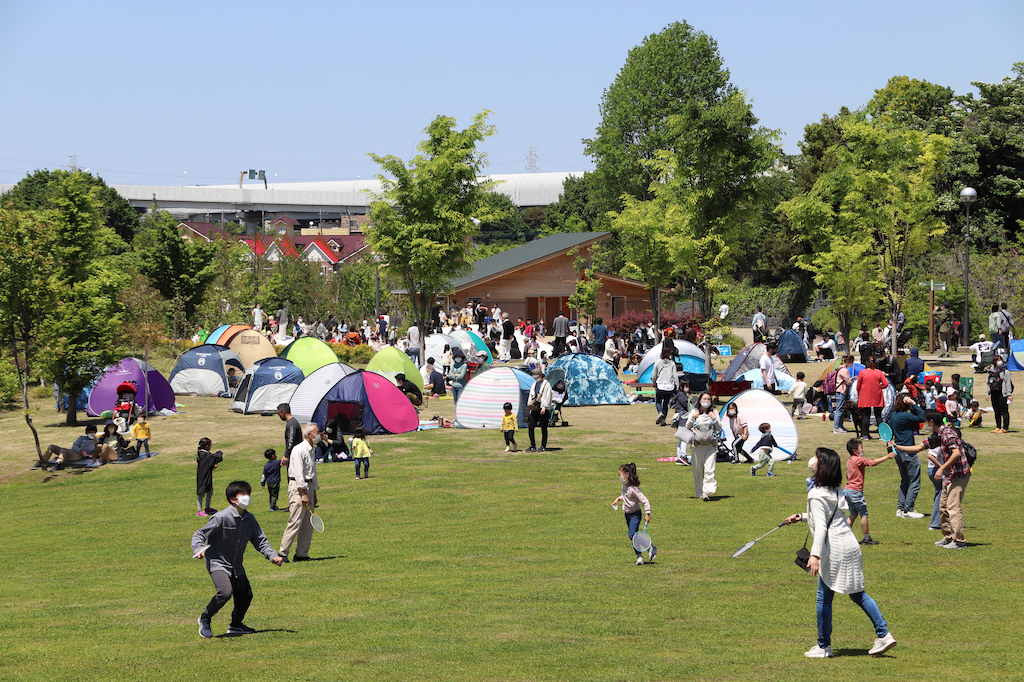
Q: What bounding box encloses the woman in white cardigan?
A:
[784,447,896,658]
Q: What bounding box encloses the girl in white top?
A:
[611,463,656,565]
[785,447,896,658]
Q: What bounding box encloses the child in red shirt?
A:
[845,438,895,545]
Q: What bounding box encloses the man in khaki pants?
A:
[279,424,320,562]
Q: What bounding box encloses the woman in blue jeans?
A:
[785,447,896,658]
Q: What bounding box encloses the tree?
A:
[795,239,885,344]
[133,205,220,324]
[474,193,535,244]
[567,248,601,336]
[0,205,58,408]
[367,111,502,359]
[583,21,734,205]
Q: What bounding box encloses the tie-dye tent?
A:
[547,353,629,406]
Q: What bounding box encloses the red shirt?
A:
[856,368,889,407]
[845,454,881,491]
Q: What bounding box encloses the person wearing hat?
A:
[935,303,954,358]
[970,334,993,366]
[526,368,553,452]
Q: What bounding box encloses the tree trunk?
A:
[66,394,78,426]
[11,323,27,410]
[25,414,44,465]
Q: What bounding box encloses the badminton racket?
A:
[306,504,324,532]
[632,521,652,553]
[192,544,210,559]
[878,422,894,442]
[732,522,786,558]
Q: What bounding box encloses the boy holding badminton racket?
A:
[611,463,657,565]
[845,438,895,545]
[192,480,284,638]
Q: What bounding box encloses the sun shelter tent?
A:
[230,357,304,415]
[450,329,493,364]
[280,337,339,377]
[205,324,233,346]
[547,353,629,405]
[311,370,419,436]
[738,368,796,392]
[367,346,425,389]
[87,358,176,417]
[455,367,534,429]
[1008,339,1024,371]
[722,343,790,382]
[169,344,245,396]
[775,329,808,363]
[224,328,277,368]
[721,389,799,462]
[424,333,456,365]
[288,362,358,422]
[636,340,708,384]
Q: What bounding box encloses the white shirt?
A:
[288,440,318,493]
[252,307,263,326]
[815,339,836,352]
[970,340,993,361]
[760,354,776,385]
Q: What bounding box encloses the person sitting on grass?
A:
[43,424,98,470]
[844,438,895,545]
[750,423,779,477]
[966,399,991,428]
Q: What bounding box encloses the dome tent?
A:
[280,337,339,377]
[547,353,628,406]
[169,344,245,396]
[366,346,425,389]
[721,389,798,462]
[722,342,790,382]
[288,362,358,422]
[310,370,419,436]
[207,324,250,347]
[229,357,304,415]
[224,328,277,368]
[455,367,535,429]
[775,329,807,363]
[87,358,176,417]
[636,340,709,384]
[737,367,795,391]
[449,329,493,364]
[205,324,233,345]
[424,333,456,365]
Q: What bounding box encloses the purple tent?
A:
[86,358,176,417]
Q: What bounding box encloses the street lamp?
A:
[960,187,977,346]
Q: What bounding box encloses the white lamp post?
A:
[960,187,977,345]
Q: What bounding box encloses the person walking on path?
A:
[685,392,722,501]
[986,355,1013,433]
[988,304,1003,349]
[784,447,897,658]
[252,302,264,331]
[999,303,1016,350]
[752,305,768,343]
[193,480,283,638]
[888,395,926,518]
[278,424,320,563]
[894,410,972,549]
[855,359,889,439]
[935,303,954,357]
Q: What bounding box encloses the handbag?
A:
[675,424,695,444]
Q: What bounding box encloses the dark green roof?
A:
[452,232,610,290]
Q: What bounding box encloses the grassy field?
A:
[2,354,1022,681]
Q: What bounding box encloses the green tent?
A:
[280,337,339,377]
[366,346,425,390]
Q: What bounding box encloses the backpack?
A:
[961,439,977,467]
[823,369,838,396]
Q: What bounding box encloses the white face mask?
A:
[701,401,712,409]
[235,494,251,510]
[311,434,321,445]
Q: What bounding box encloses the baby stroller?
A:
[545,368,569,427]
[113,381,139,432]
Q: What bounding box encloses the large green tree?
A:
[367,111,502,357]
[583,21,734,206]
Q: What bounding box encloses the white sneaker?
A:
[648,545,657,562]
[869,632,896,655]
[832,429,847,435]
[904,510,925,519]
[934,538,954,547]
[504,446,511,453]
[896,510,907,518]
[804,645,833,658]
[635,555,644,565]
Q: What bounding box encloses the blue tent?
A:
[169,344,244,396]
[310,370,419,436]
[230,357,304,414]
[636,340,708,383]
[1007,339,1024,371]
[775,329,807,363]
[547,353,628,406]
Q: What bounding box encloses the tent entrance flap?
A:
[328,401,364,431]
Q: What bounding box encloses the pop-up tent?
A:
[310,370,419,435]
[288,362,358,422]
[424,333,456,365]
[169,344,245,396]
[230,357,304,415]
[366,346,425,389]
[280,337,339,377]
[455,366,534,429]
[223,328,277,368]
[87,358,176,416]
[636,340,708,384]
[205,324,234,345]
[450,329,493,364]
[722,343,790,382]
[775,329,807,363]
[737,367,796,392]
[1008,339,1024,371]
[721,389,798,462]
[547,353,628,405]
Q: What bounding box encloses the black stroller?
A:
[545,368,569,427]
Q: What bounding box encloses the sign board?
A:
[717,345,732,356]
[917,281,946,291]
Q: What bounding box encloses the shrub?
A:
[605,310,703,336]
[0,360,20,404]
[331,343,375,365]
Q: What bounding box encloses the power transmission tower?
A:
[525,147,539,173]
[68,155,77,171]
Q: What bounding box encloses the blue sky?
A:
[1,0,1021,187]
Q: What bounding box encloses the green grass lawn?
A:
[2,355,1022,681]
